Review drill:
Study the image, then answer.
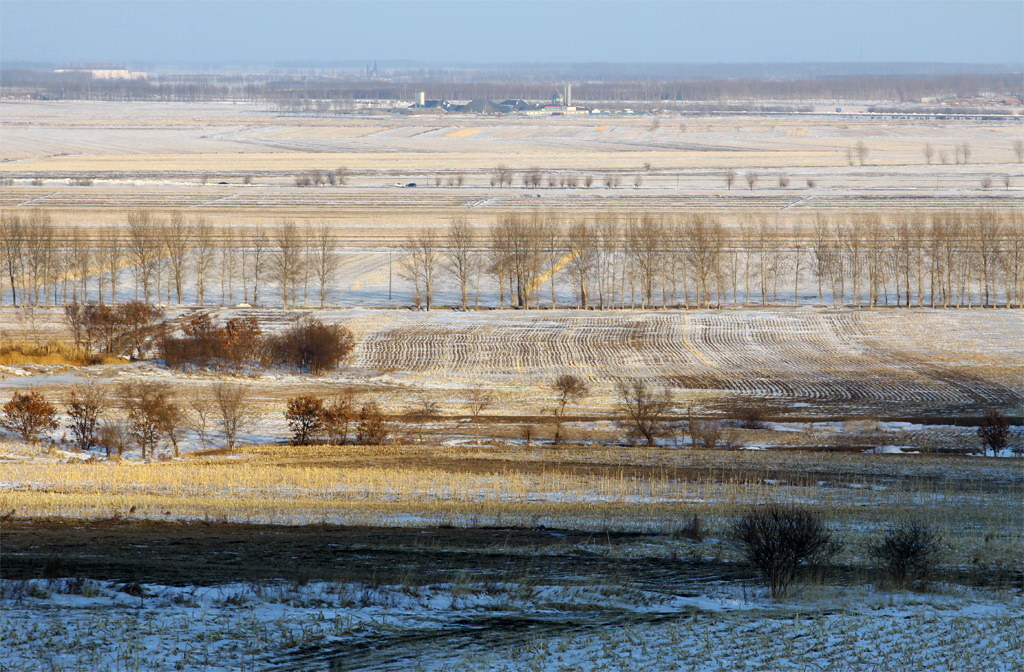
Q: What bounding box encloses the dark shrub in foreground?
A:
[868,519,943,589]
[730,504,841,598]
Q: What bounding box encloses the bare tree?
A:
[312,224,337,308]
[1014,139,1024,163]
[65,384,105,451]
[120,381,181,459]
[566,219,598,308]
[493,164,513,188]
[745,171,758,190]
[923,143,934,165]
[127,210,159,303]
[274,222,303,308]
[730,505,841,598]
[615,380,673,447]
[855,140,869,166]
[399,229,441,310]
[2,391,58,445]
[213,382,251,451]
[777,174,790,188]
[465,388,492,441]
[0,212,24,306]
[192,218,214,306]
[724,168,737,190]
[163,213,193,305]
[442,218,478,310]
[550,374,589,444]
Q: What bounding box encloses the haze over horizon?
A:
[2,0,1021,68]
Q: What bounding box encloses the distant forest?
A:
[2,68,1021,105]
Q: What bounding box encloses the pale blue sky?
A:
[2,1,1021,65]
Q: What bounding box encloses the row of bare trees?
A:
[398,210,1024,309]
[3,209,1022,310]
[0,213,342,309]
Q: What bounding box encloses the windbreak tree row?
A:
[2,209,1022,310]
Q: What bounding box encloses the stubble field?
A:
[1,100,1022,671]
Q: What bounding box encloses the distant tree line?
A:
[3,69,1020,105]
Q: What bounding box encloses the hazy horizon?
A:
[2,1,1021,67]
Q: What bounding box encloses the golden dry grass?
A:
[0,340,119,366]
[2,443,1019,566]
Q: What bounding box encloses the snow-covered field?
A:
[1,577,1019,671]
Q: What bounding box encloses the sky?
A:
[1,0,1021,66]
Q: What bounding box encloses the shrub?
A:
[285,395,326,445]
[551,374,589,444]
[977,409,1010,457]
[264,318,355,375]
[65,384,105,451]
[120,382,182,459]
[322,392,355,445]
[96,421,129,458]
[730,504,841,598]
[615,380,672,447]
[868,519,943,589]
[356,402,389,445]
[64,302,165,358]
[1,391,58,444]
[161,314,261,370]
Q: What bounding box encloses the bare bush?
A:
[2,391,58,444]
[980,177,992,190]
[65,301,165,358]
[777,174,790,188]
[730,505,841,598]
[691,419,726,449]
[867,519,942,588]
[615,380,673,447]
[977,409,1010,457]
[65,384,105,451]
[120,382,182,459]
[356,402,389,445]
[285,395,325,445]
[263,318,355,375]
[161,313,262,371]
[551,374,589,444]
[724,168,736,190]
[96,421,129,458]
[323,391,355,445]
[805,178,816,188]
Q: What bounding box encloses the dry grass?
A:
[0,340,119,366]
[1,443,1019,565]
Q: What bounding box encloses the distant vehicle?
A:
[405,182,417,187]
[218,181,229,184]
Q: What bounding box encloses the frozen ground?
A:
[1,577,1019,671]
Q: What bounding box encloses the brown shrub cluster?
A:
[64,302,165,358]
[263,318,356,375]
[284,393,387,446]
[161,316,354,375]
[161,314,262,371]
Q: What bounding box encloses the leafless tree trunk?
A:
[312,224,337,308]
[400,229,441,310]
[274,222,302,308]
[127,210,159,304]
[213,382,251,450]
[163,213,193,305]
[442,218,477,310]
